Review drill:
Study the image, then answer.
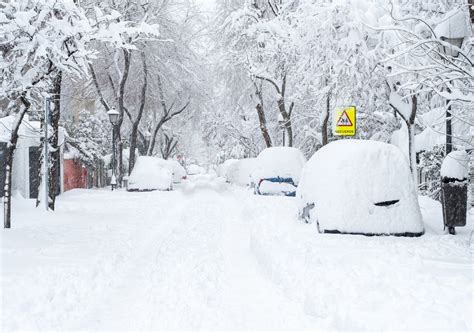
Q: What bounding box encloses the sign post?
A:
[332,106,356,136]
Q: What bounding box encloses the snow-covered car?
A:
[226,158,257,186]
[155,158,186,183]
[217,159,238,178]
[251,147,306,196]
[187,164,206,175]
[297,140,424,236]
[127,156,173,192]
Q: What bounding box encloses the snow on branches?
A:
[0,0,93,101]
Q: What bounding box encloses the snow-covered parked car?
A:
[226,158,257,186]
[217,159,238,178]
[155,158,186,183]
[187,164,206,175]
[297,140,424,236]
[251,147,306,196]
[127,156,173,192]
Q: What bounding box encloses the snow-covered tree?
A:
[0,0,93,227]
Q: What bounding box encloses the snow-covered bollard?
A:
[440,150,469,235]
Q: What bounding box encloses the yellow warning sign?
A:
[333,106,356,136]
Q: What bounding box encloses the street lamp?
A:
[434,10,468,155]
[441,36,464,155]
[107,108,119,190]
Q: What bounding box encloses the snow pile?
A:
[440,150,469,181]
[251,147,306,185]
[216,159,238,178]
[127,156,172,191]
[226,158,257,186]
[297,140,424,236]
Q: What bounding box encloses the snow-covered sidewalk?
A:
[1,175,472,330]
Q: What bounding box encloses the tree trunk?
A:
[407,120,417,188]
[48,71,62,210]
[160,133,178,160]
[256,103,272,148]
[469,0,474,24]
[322,91,331,146]
[128,53,148,174]
[4,99,30,228]
[129,123,139,174]
[277,98,293,147]
[408,95,418,188]
[254,82,272,147]
[147,118,165,156]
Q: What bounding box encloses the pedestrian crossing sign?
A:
[333,106,356,136]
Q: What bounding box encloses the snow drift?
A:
[297,140,424,236]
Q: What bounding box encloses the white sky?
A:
[196,0,216,13]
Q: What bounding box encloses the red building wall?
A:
[63,159,88,192]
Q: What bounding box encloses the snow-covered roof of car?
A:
[252,147,306,184]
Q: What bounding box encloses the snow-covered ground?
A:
[1,174,473,330]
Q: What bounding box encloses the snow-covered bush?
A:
[418,145,445,200]
[127,156,172,191]
[297,140,424,236]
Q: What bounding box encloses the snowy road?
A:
[1,174,473,330]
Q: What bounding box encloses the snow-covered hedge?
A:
[127,156,172,191]
[297,140,424,236]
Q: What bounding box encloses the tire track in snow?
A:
[72,179,318,330]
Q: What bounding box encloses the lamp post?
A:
[440,36,464,155]
[434,10,467,155]
[107,108,119,191]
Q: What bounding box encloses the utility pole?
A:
[43,97,50,211]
